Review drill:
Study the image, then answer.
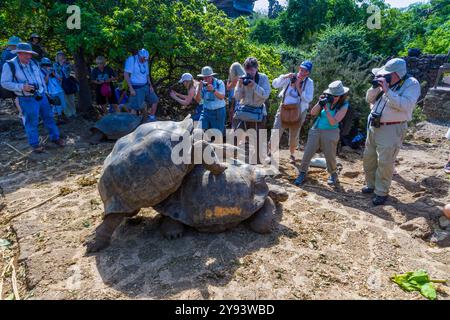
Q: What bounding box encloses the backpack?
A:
[338,103,355,137]
[100,82,112,97]
[0,61,18,100]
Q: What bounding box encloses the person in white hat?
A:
[294,80,350,186]
[362,58,420,206]
[1,43,64,153]
[124,48,159,122]
[170,73,197,106]
[194,66,226,134]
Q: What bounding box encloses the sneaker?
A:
[445,162,450,174]
[294,172,307,186]
[52,138,65,147]
[372,195,388,206]
[327,173,338,186]
[362,186,375,194]
[148,115,156,122]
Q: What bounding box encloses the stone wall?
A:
[401,53,449,101]
[423,87,450,121]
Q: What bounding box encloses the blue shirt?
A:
[316,101,349,130]
[201,78,225,110]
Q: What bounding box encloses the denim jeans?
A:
[199,107,226,134]
[18,94,60,148]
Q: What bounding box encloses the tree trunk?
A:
[73,46,92,114]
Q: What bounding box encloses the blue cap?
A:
[300,60,313,73]
[138,48,149,60]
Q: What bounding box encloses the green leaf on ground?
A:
[391,270,443,300]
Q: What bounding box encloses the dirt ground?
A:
[0,100,449,300]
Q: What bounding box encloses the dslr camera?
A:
[369,112,382,128]
[240,73,253,86]
[290,74,297,84]
[371,73,392,88]
[319,94,334,107]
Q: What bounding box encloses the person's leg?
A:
[215,107,226,135]
[373,124,404,197]
[289,126,301,157]
[320,129,340,175]
[18,97,40,149]
[63,93,76,117]
[363,126,377,190]
[146,88,158,118]
[298,128,321,174]
[198,108,211,131]
[268,107,283,154]
[39,95,60,142]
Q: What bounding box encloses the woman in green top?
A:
[294,80,349,186]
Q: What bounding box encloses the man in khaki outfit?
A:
[363,58,420,205]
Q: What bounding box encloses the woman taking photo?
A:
[268,61,314,164]
[294,80,349,186]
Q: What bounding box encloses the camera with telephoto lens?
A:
[240,73,253,86]
[371,73,392,88]
[369,112,382,128]
[319,94,334,107]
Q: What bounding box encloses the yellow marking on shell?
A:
[205,206,242,219]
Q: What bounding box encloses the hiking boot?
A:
[362,186,375,194]
[289,155,296,164]
[294,172,307,186]
[52,138,65,147]
[327,173,338,186]
[32,145,45,153]
[372,195,388,206]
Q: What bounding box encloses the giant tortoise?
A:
[86,116,227,252]
[155,163,288,238]
[89,113,142,144]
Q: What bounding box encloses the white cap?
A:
[178,73,193,83]
[138,48,149,60]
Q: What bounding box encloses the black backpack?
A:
[0,61,17,100]
[338,103,355,137]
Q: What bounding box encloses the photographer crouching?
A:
[1,43,64,153]
[294,81,349,186]
[363,58,420,206]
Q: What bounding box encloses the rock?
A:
[423,87,450,121]
[438,216,450,230]
[399,217,432,239]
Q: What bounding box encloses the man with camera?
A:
[363,58,420,205]
[194,66,226,134]
[1,43,64,153]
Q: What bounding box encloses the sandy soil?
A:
[0,101,449,300]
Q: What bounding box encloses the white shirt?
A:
[272,74,314,113]
[283,85,301,105]
[124,55,149,86]
[1,57,47,96]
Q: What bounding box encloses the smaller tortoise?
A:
[89,113,142,144]
[155,163,288,238]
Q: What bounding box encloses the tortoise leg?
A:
[249,197,276,234]
[160,216,184,240]
[193,140,227,175]
[85,211,136,253]
[267,184,289,203]
[89,130,105,145]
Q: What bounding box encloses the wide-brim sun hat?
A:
[323,80,350,96]
[7,36,21,46]
[12,43,38,55]
[198,66,217,78]
[372,58,407,78]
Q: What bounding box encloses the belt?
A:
[380,121,404,126]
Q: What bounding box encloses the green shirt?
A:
[316,101,349,130]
